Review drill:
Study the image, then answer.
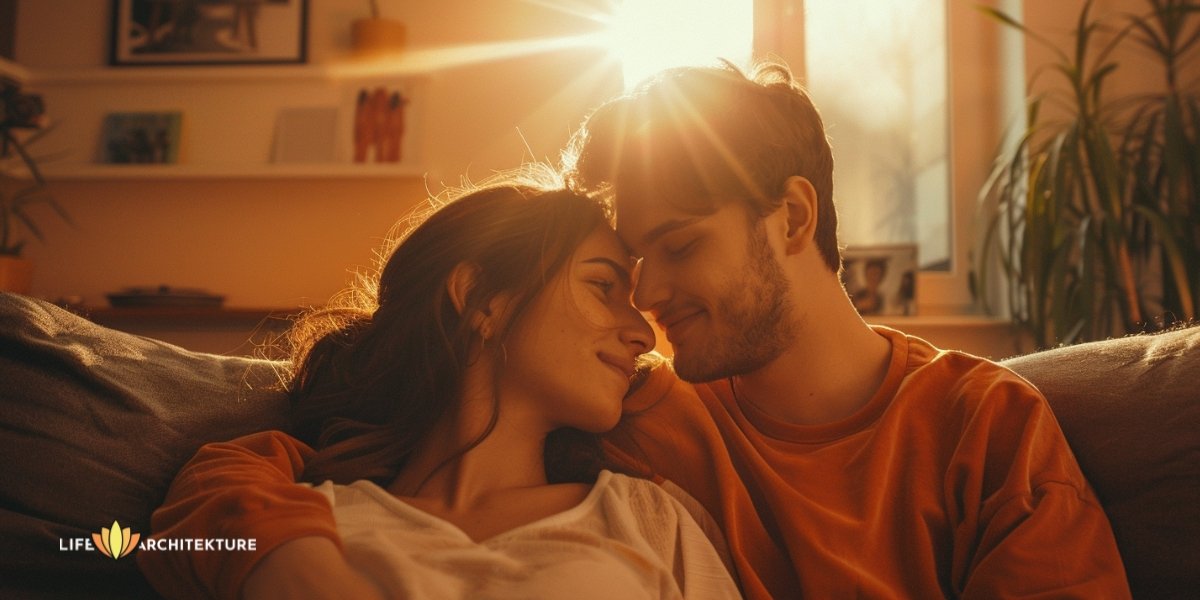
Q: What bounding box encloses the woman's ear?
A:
[447,262,509,340]
[782,175,818,255]
[446,262,481,317]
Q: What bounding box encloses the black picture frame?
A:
[109,0,308,67]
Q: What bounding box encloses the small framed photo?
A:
[109,0,309,66]
[100,112,183,164]
[842,244,918,316]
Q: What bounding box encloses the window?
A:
[608,0,753,89]
[803,0,949,271]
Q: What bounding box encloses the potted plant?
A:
[976,0,1199,349]
[1,76,69,294]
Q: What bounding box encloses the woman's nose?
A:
[619,303,656,355]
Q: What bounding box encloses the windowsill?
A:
[867,314,1024,359]
[866,314,1011,328]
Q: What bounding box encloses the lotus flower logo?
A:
[93,520,140,559]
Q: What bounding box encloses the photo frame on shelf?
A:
[110,0,309,66]
[271,106,338,164]
[339,77,424,168]
[842,244,918,316]
[99,111,183,164]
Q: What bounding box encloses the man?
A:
[139,62,1130,599]
[565,61,1130,598]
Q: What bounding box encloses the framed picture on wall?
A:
[842,244,918,317]
[110,0,309,66]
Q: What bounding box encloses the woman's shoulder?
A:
[596,471,740,589]
[597,471,691,520]
[599,470,659,493]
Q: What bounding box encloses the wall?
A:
[1024,0,1183,115]
[14,0,621,308]
[15,0,1166,356]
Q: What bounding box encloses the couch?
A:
[0,292,1196,598]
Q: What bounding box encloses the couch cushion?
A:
[0,293,290,598]
[1002,326,1200,600]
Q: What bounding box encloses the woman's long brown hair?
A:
[282,175,610,486]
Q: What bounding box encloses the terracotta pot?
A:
[351,18,407,57]
[0,255,34,294]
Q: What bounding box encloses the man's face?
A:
[616,192,798,383]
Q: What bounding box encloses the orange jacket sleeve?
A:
[137,430,339,600]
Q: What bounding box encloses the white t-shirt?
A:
[307,470,741,599]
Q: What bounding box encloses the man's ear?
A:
[781,175,818,255]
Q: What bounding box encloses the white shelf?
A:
[28,62,432,85]
[20,61,430,181]
[41,162,426,180]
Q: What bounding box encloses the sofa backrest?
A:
[0,293,289,598]
[1002,327,1200,599]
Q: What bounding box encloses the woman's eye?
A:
[590,279,616,296]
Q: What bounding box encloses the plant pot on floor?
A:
[0,255,34,294]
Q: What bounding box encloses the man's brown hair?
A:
[565,60,840,272]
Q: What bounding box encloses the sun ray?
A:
[518,0,621,26]
[333,31,614,78]
[660,78,769,202]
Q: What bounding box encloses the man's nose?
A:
[631,259,669,314]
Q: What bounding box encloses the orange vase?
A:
[351,18,407,58]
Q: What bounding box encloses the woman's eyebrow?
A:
[582,257,633,285]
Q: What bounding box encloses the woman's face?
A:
[498,226,655,434]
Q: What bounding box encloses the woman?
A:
[137,174,741,599]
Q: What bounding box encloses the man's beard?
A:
[673,223,797,383]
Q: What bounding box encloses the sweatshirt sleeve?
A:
[136,430,340,600]
[948,376,1132,599]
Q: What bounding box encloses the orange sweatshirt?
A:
[138,327,1131,599]
[603,326,1131,598]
